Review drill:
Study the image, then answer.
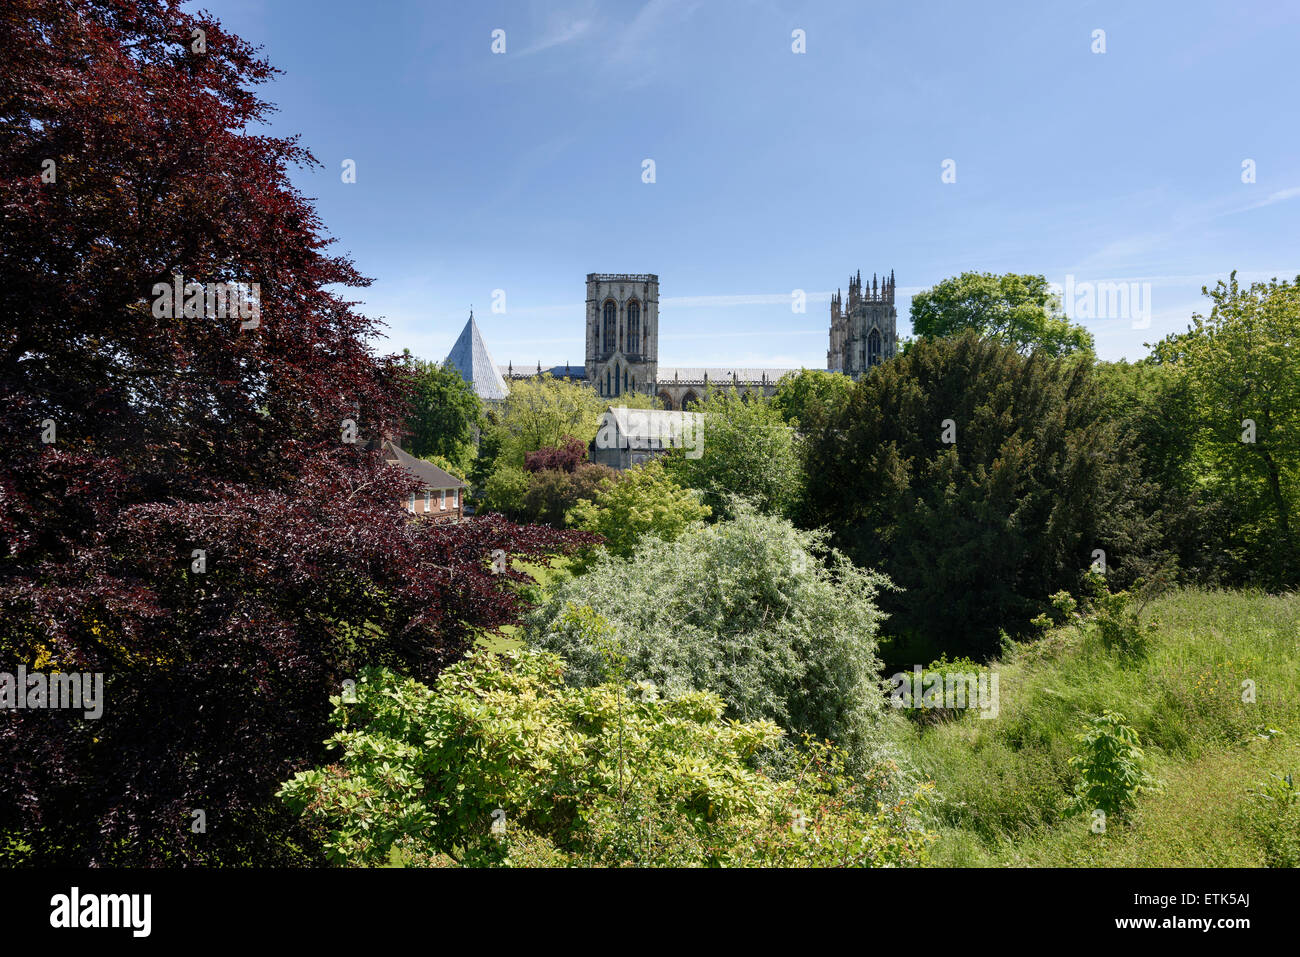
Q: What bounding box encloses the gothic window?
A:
[627,301,641,355]
[868,328,882,367]
[604,369,610,395]
[602,300,616,355]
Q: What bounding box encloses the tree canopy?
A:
[661,390,802,520]
[400,352,481,468]
[0,0,584,865]
[910,271,1094,357]
[801,332,1140,658]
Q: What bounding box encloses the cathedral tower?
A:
[828,268,897,377]
[586,273,658,398]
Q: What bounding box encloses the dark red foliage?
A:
[524,436,589,474]
[0,0,589,864]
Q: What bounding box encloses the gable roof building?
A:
[445,311,509,402]
[375,439,466,522]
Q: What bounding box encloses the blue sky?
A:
[199,0,1300,366]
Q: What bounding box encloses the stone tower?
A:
[586,273,658,399]
[828,269,897,378]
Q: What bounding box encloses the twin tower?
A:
[582,269,897,402]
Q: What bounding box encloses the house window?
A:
[424,490,431,511]
[408,493,415,513]
[452,488,458,509]
[440,489,447,510]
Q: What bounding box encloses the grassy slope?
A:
[890,588,1300,867]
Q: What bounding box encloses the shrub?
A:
[567,459,710,558]
[1067,710,1160,823]
[278,650,934,867]
[527,507,896,771]
[520,464,617,528]
[890,653,995,725]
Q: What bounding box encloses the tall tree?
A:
[0,0,582,864]
[910,271,1095,357]
[483,374,607,471]
[771,368,855,427]
[1157,273,1300,584]
[400,352,481,466]
[801,332,1142,658]
[662,390,802,520]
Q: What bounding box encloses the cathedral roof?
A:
[499,364,587,380]
[445,312,509,401]
[657,367,804,384]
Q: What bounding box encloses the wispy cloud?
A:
[516,16,595,57]
[602,0,701,86]
[1237,185,1300,212]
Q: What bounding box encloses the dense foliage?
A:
[771,368,855,427]
[480,434,617,528]
[400,352,481,469]
[910,271,1094,356]
[279,649,934,867]
[567,459,711,558]
[661,390,802,519]
[528,508,896,770]
[0,0,583,864]
[1152,273,1300,585]
[802,332,1141,658]
[480,375,607,472]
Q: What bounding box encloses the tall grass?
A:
[891,588,1300,866]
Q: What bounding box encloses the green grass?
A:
[475,554,576,654]
[891,587,1300,866]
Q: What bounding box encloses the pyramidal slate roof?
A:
[445,313,509,402]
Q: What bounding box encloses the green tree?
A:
[485,374,607,470]
[662,390,802,519]
[802,332,1141,658]
[401,352,481,466]
[568,459,710,557]
[519,463,617,528]
[528,507,897,771]
[910,271,1094,357]
[480,465,530,518]
[771,369,855,427]
[1092,359,1241,582]
[1167,273,1300,584]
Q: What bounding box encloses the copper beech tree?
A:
[0,0,587,864]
